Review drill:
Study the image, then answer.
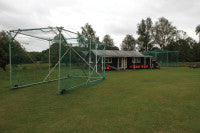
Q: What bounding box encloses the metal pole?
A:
[101,57,103,71]
[9,37,12,89]
[103,44,105,79]
[10,27,55,32]
[70,46,71,75]
[58,28,62,92]
[8,30,19,89]
[43,48,69,81]
[95,43,97,73]
[167,51,168,68]
[13,32,50,41]
[118,58,119,69]
[122,57,125,70]
[49,41,51,80]
[89,39,91,75]
[177,52,179,67]
[86,55,102,84]
[150,57,152,69]
[11,76,70,89]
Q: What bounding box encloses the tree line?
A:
[0,17,200,70]
[83,18,200,62]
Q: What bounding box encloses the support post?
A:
[166,51,168,68]
[95,43,97,73]
[58,28,62,92]
[150,57,152,69]
[69,46,71,75]
[89,39,91,75]
[49,41,51,80]
[177,52,179,67]
[9,37,12,89]
[101,57,103,71]
[118,58,119,69]
[8,30,20,89]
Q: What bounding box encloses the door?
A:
[118,57,127,69]
[122,57,127,69]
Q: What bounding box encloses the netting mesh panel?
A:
[10,31,56,88]
[10,27,105,94]
[142,51,179,67]
[59,30,105,92]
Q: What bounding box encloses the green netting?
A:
[9,27,105,94]
[142,51,179,67]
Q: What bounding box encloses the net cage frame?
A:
[8,27,105,94]
[142,51,179,68]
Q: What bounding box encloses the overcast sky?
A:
[0,0,200,48]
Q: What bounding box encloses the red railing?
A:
[130,65,149,69]
[101,66,111,70]
[102,65,149,70]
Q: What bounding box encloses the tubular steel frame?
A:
[8,27,105,94]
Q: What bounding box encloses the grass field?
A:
[0,67,200,132]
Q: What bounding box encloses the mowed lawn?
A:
[0,67,200,133]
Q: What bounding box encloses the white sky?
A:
[0,0,200,48]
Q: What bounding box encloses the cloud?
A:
[0,0,199,49]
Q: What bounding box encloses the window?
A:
[132,57,141,63]
[105,58,112,63]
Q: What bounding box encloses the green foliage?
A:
[136,17,200,63]
[29,52,42,62]
[0,30,32,70]
[137,17,153,51]
[77,32,87,47]
[109,46,119,50]
[41,42,67,66]
[102,34,119,50]
[195,24,200,43]
[11,41,31,64]
[121,34,136,51]
[81,23,99,42]
[77,23,101,50]
[175,39,192,62]
[195,24,200,35]
[0,31,9,71]
[191,42,200,61]
[151,17,178,50]
[41,42,89,67]
[165,37,199,62]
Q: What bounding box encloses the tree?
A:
[137,17,153,51]
[165,37,196,62]
[195,24,200,43]
[0,31,9,71]
[177,39,193,62]
[151,17,178,50]
[80,23,99,42]
[102,34,119,50]
[0,31,31,70]
[102,34,114,49]
[29,52,42,61]
[121,35,136,51]
[41,41,68,67]
[77,32,86,47]
[176,30,188,40]
[191,42,200,62]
